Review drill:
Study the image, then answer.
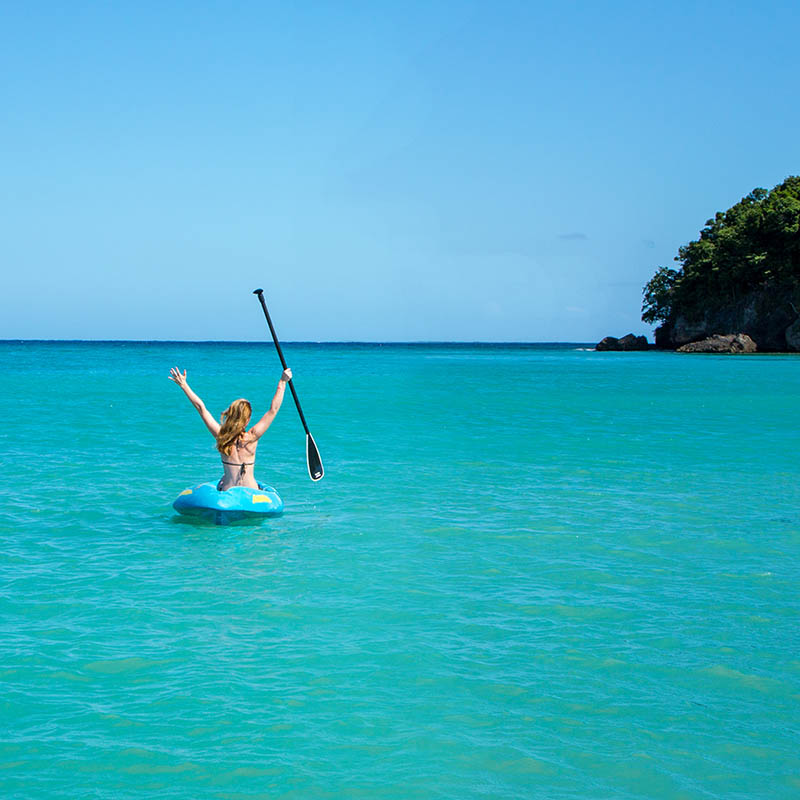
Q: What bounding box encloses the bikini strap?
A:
[221,459,255,476]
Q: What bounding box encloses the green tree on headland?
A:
[642,176,800,327]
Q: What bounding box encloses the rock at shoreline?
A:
[596,333,649,351]
[677,333,757,353]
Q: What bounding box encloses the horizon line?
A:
[1,338,601,345]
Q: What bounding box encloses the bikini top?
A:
[221,459,255,477]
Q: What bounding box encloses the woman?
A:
[169,366,292,491]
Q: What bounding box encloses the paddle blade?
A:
[306,433,324,481]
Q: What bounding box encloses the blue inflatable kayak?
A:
[172,482,284,525]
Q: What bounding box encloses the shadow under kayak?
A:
[172,482,284,525]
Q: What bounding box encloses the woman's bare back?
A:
[218,433,260,490]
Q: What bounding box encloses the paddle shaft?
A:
[253,289,310,435]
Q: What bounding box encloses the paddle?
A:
[253,289,324,481]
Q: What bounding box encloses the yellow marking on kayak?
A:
[179,489,193,496]
[253,494,272,504]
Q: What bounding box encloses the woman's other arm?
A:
[168,367,220,437]
[249,368,292,439]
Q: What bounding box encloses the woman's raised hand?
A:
[281,368,293,383]
[169,367,188,388]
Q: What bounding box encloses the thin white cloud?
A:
[558,232,588,241]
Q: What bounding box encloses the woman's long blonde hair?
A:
[216,398,252,455]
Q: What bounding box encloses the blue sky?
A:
[2,0,798,341]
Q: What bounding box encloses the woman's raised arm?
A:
[168,367,220,437]
[249,368,292,439]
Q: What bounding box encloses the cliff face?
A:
[654,285,799,352]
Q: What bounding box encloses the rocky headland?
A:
[639,176,800,353]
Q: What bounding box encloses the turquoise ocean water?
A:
[1,341,798,799]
